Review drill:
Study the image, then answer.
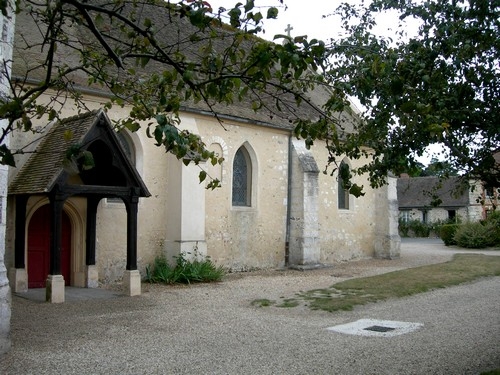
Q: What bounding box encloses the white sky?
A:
[210,0,408,42]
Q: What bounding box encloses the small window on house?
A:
[400,210,411,223]
[338,162,350,210]
[232,147,252,206]
[422,210,428,223]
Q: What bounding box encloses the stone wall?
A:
[200,115,290,270]
[5,89,397,284]
[288,140,320,266]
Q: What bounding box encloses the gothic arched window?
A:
[338,161,350,210]
[232,147,252,206]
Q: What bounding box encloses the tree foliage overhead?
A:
[326,0,499,188]
[2,0,340,189]
[0,0,498,193]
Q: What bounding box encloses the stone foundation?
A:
[86,265,99,288]
[46,275,65,303]
[8,268,27,293]
[123,270,141,296]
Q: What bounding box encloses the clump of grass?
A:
[145,252,225,284]
[252,254,500,313]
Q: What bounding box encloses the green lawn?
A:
[252,254,500,312]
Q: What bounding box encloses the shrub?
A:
[398,219,410,237]
[484,211,500,246]
[411,220,431,237]
[399,219,432,238]
[453,222,498,249]
[440,224,459,246]
[145,252,225,284]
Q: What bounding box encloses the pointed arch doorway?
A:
[27,205,71,288]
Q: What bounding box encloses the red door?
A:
[27,205,71,288]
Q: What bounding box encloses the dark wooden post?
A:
[125,195,139,271]
[49,194,65,275]
[14,195,28,269]
[86,197,100,266]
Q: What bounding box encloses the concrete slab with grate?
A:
[327,319,423,337]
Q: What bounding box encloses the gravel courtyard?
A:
[1,239,499,374]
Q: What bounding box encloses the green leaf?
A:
[244,0,254,12]
[0,144,15,167]
[199,170,207,183]
[267,7,278,19]
[349,184,365,198]
[228,7,242,27]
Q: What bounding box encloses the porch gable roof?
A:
[8,109,150,198]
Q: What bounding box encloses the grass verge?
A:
[251,254,500,312]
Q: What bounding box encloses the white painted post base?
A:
[46,275,65,303]
[85,265,99,288]
[8,268,27,293]
[123,270,141,296]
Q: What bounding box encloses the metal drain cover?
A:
[327,319,423,337]
[364,325,396,333]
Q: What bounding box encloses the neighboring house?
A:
[397,175,488,224]
[4,3,400,302]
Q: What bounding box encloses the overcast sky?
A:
[209,0,414,42]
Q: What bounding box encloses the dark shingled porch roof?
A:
[8,109,150,197]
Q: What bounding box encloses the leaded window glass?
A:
[338,162,350,210]
[232,148,250,206]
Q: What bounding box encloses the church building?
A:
[4,2,400,302]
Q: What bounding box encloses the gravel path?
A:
[1,239,499,375]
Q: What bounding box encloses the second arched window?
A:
[232,147,252,206]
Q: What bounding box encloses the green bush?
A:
[411,220,431,237]
[398,219,410,237]
[453,222,498,249]
[399,219,432,238]
[440,224,459,246]
[145,252,225,284]
[484,211,500,246]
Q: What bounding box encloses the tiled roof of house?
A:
[397,176,470,209]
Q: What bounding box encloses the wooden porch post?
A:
[85,197,100,288]
[123,192,140,296]
[125,197,138,271]
[14,195,28,269]
[9,195,29,292]
[47,191,66,303]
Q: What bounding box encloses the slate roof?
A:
[8,109,149,196]
[397,176,470,209]
[12,1,357,134]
